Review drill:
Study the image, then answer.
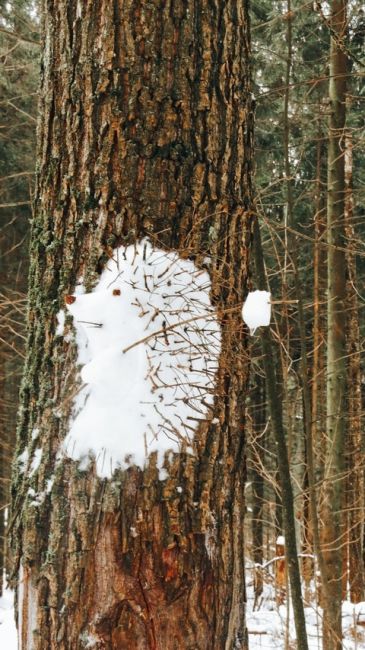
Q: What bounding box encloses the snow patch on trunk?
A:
[29,449,42,476]
[55,309,65,336]
[63,240,221,477]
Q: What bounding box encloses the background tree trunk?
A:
[248,372,265,603]
[322,1,348,647]
[252,216,309,650]
[311,133,327,606]
[344,131,364,603]
[10,1,253,649]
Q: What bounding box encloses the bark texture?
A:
[11,1,253,649]
[322,1,348,647]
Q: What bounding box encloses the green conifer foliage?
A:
[0,0,38,592]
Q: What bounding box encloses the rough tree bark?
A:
[10,1,254,649]
[322,0,348,647]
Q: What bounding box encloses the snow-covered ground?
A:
[246,568,365,649]
[0,589,17,649]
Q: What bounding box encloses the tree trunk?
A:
[248,372,265,603]
[344,131,364,603]
[252,216,309,650]
[309,131,327,606]
[322,1,348,647]
[10,1,254,649]
[282,0,322,609]
[311,134,327,506]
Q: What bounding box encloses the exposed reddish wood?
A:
[275,540,286,605]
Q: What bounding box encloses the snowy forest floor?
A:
[0,589,17,648]
[246,566,365,649]
[1,575,365,649]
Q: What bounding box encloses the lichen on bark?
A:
[11,1,254,648]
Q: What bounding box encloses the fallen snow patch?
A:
[242,290,271,335]
[0,589,17,649]
[63,240,221,477]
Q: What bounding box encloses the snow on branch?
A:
[242,290,271,335]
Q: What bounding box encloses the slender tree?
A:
[344,131,364,603]
[10,1,254,648]
[247,372,265,603]
[321,1,348,647]
[252,215,309,650]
